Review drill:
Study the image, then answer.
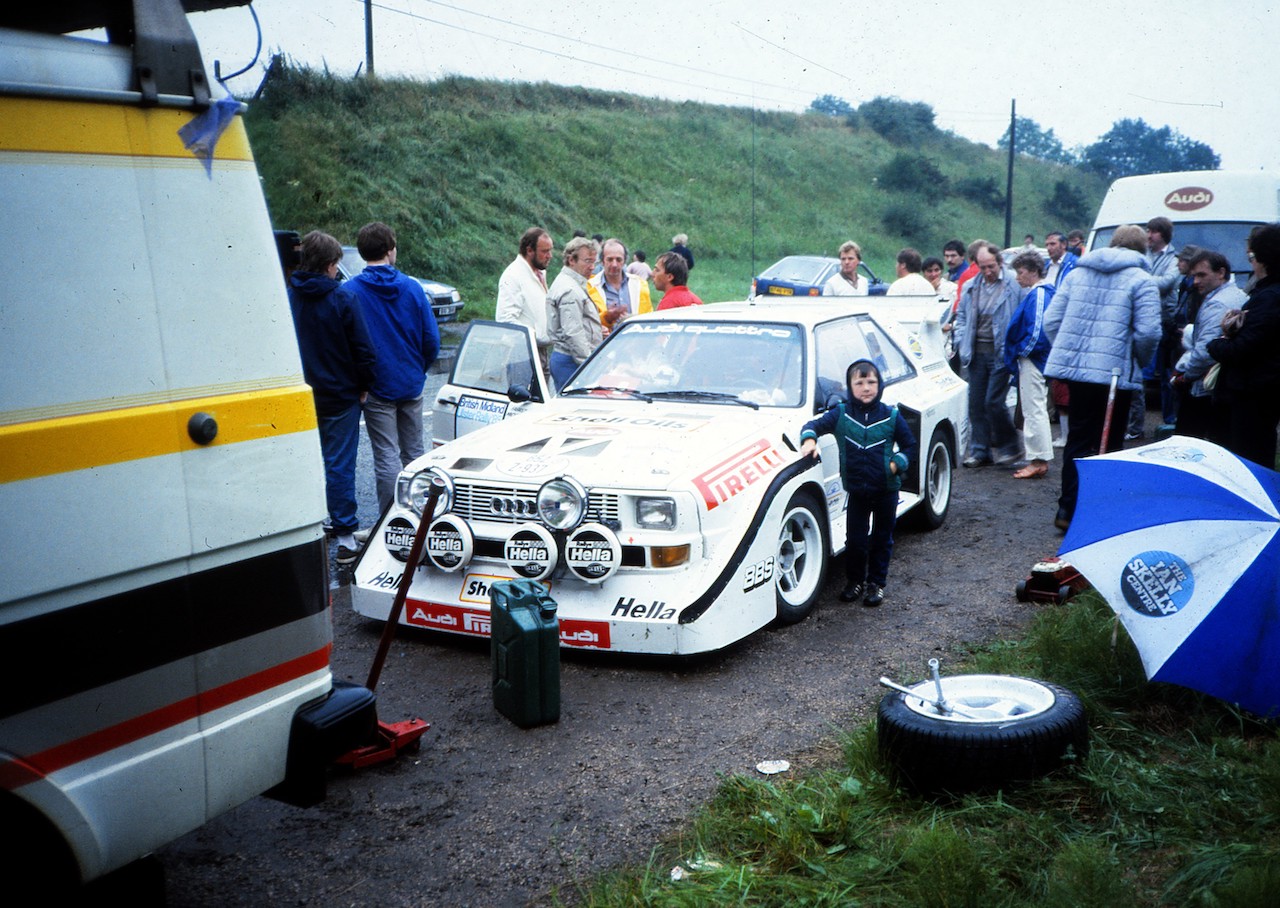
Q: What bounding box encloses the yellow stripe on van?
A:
[0,386,317,483]
[0,97,253,161]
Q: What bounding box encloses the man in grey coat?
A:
[1043,224,1161,530]
[952,243,1023,466]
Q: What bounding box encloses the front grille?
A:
[451,480,620,526]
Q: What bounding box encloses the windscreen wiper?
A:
[560,386,654,402]
[646,390,760,409]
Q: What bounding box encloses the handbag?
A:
[1202,362,1221,391]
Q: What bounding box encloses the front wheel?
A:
[877,674,1088,794]
[907,426,953,530]
[774,492,829,624]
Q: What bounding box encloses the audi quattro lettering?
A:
[352,300,965,655]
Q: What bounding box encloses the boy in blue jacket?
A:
[800,359,916,607]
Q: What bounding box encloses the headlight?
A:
[635,497,677,530]
[450,289,462,302]
[537,476,588,531]
[398,467,454,517]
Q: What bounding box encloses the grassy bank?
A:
[563,595,1280,906]
[243,67,1105,317]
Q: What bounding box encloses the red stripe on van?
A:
[0,645,332,790]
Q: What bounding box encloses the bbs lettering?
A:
[743,557,775,592]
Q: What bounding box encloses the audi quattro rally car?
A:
[351,300,966,655]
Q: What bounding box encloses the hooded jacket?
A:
[348,265,440,401]
[287,271,377,412]
[800,360,916,496]
[1042,247,1161,391]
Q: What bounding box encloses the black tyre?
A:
[774,492,828,624]
[1057,584,1073,604]
[907,427,952,530]
[877,674,1088,794]
[1015,580,1029,602]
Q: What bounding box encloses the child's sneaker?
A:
[863,583,884,607]
[839,581,864,602]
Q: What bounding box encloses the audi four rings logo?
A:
[491,496,538,518]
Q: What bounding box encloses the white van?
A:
[0,1,375,889]
[1089,170,1280,284]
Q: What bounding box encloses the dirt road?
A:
[160,434,1072,907]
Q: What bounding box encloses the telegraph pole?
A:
[1004,99,1015,248]
[365,0,374,76]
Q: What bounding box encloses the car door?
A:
[431,320,550,445]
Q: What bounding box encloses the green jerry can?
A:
[490,579,561,727]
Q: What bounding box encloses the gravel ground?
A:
[158,354,1127,906]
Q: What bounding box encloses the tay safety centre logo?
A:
[1121,550,1194,618]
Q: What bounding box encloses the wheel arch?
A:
[677,459,827,626]
[0,787,86,888]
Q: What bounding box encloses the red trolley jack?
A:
[335,480,445,768]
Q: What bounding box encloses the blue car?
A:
[750,255,888,298]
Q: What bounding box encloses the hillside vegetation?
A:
[245,66,1108,317]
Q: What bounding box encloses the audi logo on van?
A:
[1164,187,1214,211]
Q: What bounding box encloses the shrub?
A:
[859,96,939,145]
[881,202,929,243]
[879,153,947,195]
[954,175,1005,212]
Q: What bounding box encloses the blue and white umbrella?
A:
[1059,436,1280,717]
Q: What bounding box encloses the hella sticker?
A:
[503,523,558,581]
[565,523,622,583]
[384,516,418,563]
[424,514,474,572]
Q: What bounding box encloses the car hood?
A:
[420,398,801,494]
[416,278,456,295]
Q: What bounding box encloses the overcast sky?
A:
[190,0,1279,172]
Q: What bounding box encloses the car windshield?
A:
[760,257,832,284]
[340,248,366,278]
[1092,222,1258,281]
[565,321,806,407]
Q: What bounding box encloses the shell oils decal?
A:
[692,438,787,510]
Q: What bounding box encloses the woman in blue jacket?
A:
[1004,251,1056,478]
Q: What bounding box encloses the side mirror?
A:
[507,384,532,403]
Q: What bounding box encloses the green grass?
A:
[558,594,1280,907]
[243,67,1105,320]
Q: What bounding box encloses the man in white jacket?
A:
[497,227,554,378]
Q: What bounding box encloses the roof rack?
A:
[0,0,250,107]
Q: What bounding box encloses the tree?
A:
[998,116,1076,166]
[859,97,938,145]
[1045,180,1091,227]
[809,94,854,118]
[1081,118,1220,182]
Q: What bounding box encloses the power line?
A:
[411,0,817,100]
[352,0,800,108]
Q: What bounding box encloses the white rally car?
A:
[351,300,966,655]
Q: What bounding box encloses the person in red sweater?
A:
[654,251,703,310]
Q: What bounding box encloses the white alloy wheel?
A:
[774,493,827,624]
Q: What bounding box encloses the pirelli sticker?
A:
[692,438,787,510]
